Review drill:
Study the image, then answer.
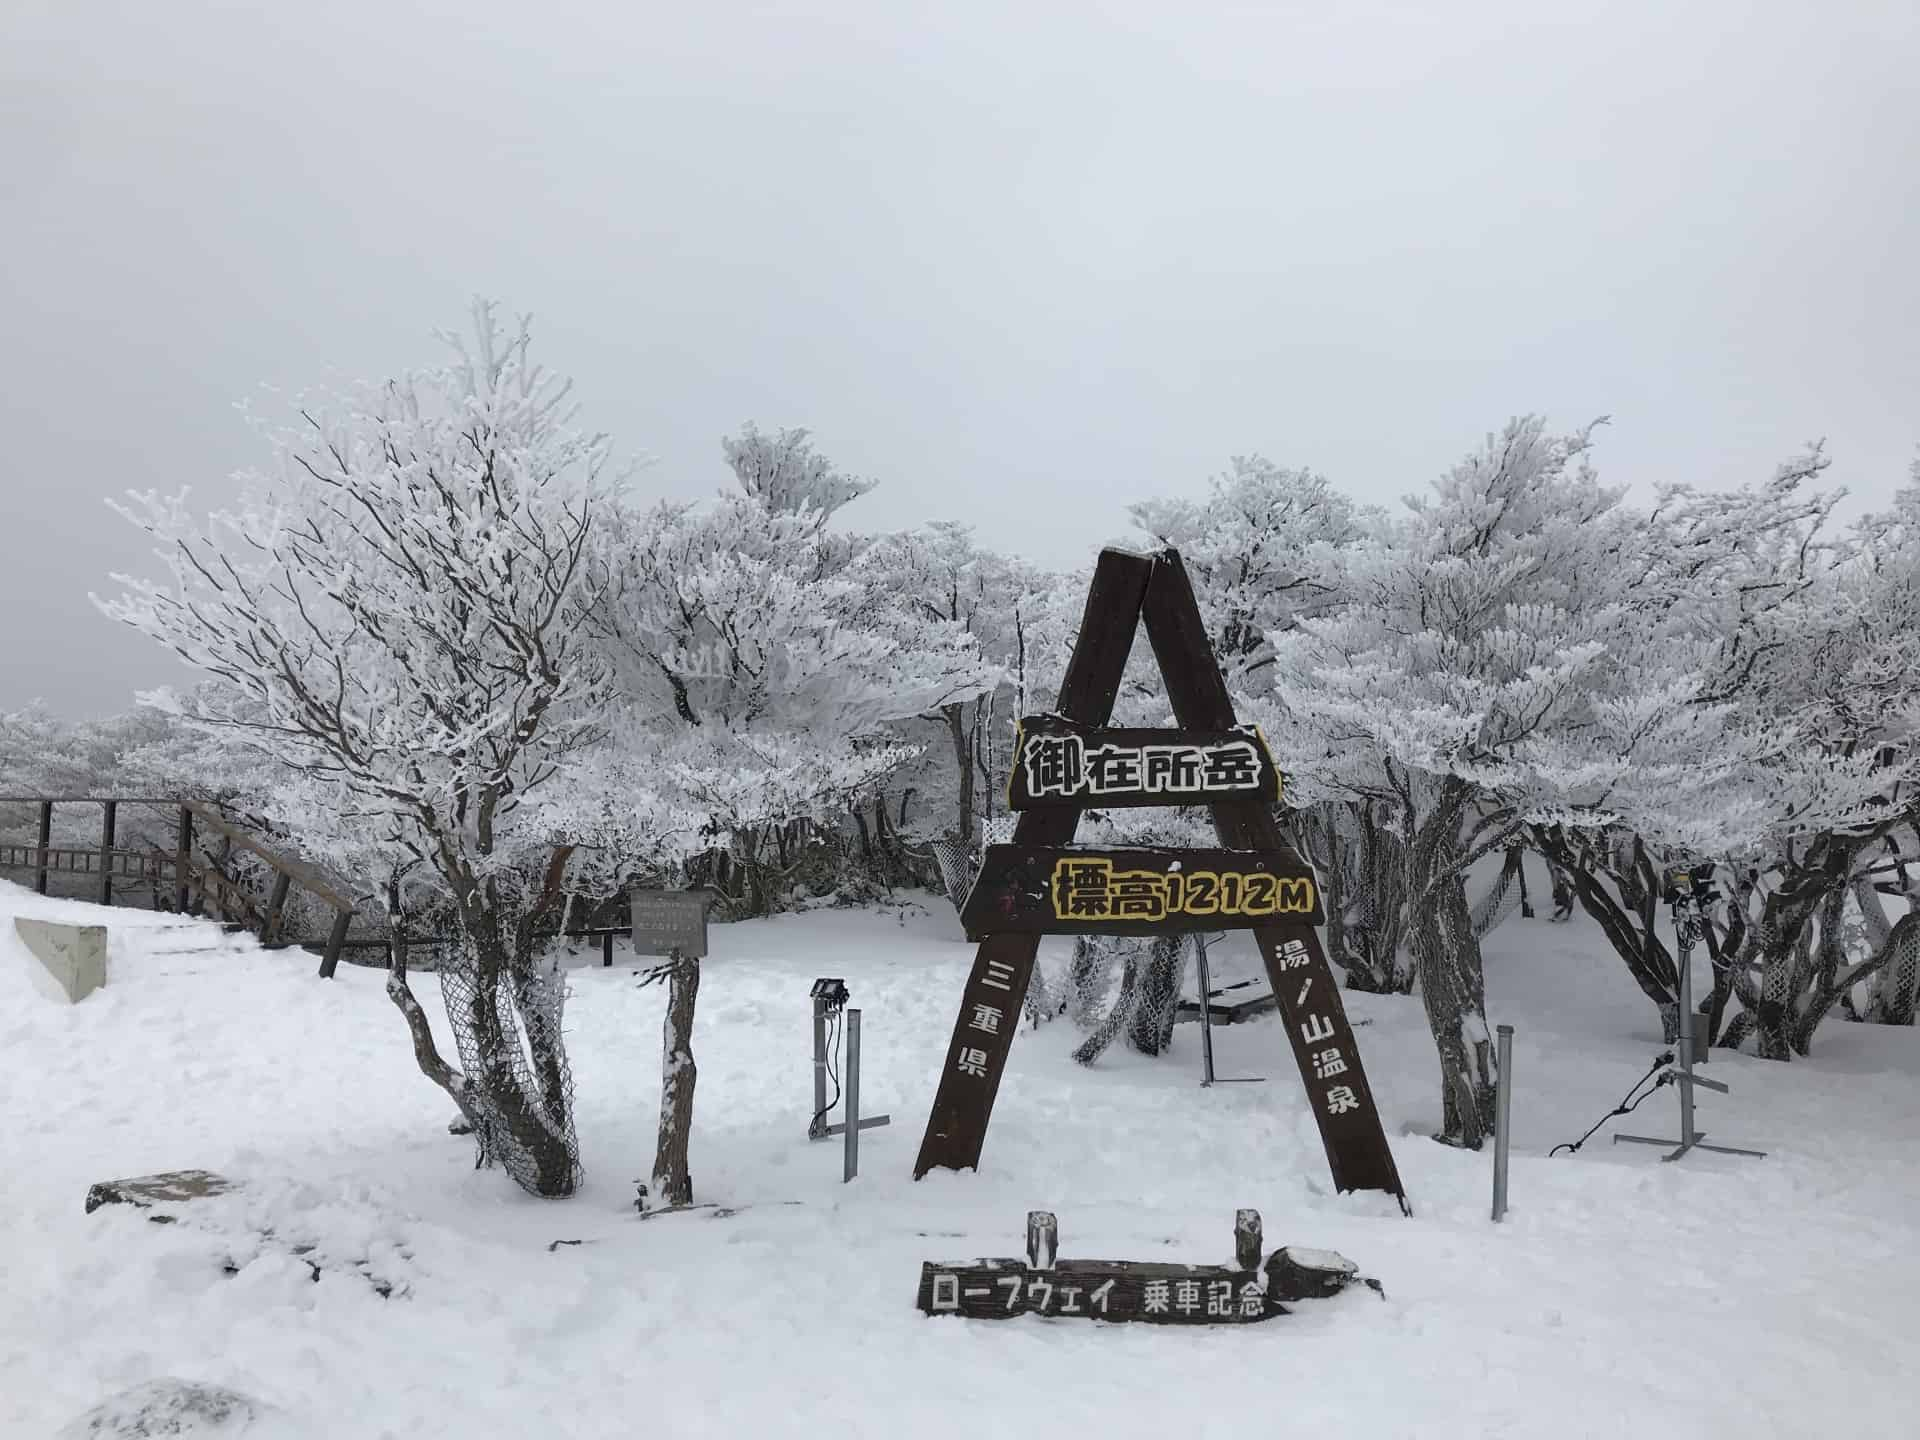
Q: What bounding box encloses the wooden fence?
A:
[0,796,644,977]
[0,796,358,977]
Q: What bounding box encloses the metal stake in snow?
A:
[1491,1024,1514,1222]
[845,1009,863,1182]
[1614,866,1766,1164]
[1194,931,1264,1087]
[807,979,889,1176]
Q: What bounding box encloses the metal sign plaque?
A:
[630,888,713,958]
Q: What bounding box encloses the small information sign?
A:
[630,888,714,959]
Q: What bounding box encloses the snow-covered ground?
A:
[4,876,1918,1439]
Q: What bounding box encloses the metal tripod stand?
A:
[1614,865,1765,1163]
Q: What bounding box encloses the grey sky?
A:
[5,0,1916,716]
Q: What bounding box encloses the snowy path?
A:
[4,879,1918,1438]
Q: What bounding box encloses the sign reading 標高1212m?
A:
[1007,717,1280,810]
[959,845,1321,936]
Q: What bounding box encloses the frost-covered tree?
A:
[1132,458,1397,993]
[584,444,997,912]
[1707,472,1920,1057]
[850,522,1047,848]
[721,422,875,520]
[1130,456,1370,690]
[1526,453,1839,1040]
[97,301,615,1198]
[1259,418,1760,1145]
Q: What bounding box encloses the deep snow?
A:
[4,876,1918,1438]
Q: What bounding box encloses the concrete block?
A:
[14,917,108,1002]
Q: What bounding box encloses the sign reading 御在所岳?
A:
[1007,718,1281,810]
[958,846,1321,936]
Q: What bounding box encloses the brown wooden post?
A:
[1139,549,1407,1209]
[174,806,194,914]
[1235,1209,1263,1271]
[97,800,118,906]
[35,801,52,895]
[914,549,1154,1179]
[603,929,614,967]
[262,872,293,944]
[318,907,352,979]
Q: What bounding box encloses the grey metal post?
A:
[1675,942,1697,1144]
[811,993,828,1137]
[1491,1023,1514,1222]
[1615,874,1765,1163]
[1195,931,1218,1085]
[844,1008,862,1182]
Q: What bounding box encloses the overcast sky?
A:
[4,0,1916,716]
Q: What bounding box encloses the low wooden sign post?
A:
[917,1210,1375,1325]
[631,888,717,1212]
[914,547,1409,1213]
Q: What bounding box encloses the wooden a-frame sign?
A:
[914,548,1408,1212]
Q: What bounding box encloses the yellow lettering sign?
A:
[1048,857,1316,922]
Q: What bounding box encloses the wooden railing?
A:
[0,796,358,977]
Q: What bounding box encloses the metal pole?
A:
[1675,939,1697,1147]
[1491,1023,1514,1222]
[1195,931,1218,1086]
[844,1008,862,1183]
[811,993,828,1138]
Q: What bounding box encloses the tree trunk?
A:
[1858,873,1920,1025]
[1073,946,1144,1066]
[424,855,583,1200]
[384,878,488,1147]
[1066,936,1110,1029]
[649,953,701,1209]
[1406,783,1497,1148]
[1545,855,1575,922]
[1339,803,1413,994]
[445,949,581,1196]
[1701,887,1744,1049]
[1535,827,1680,1040]
[1749,842,1854,1061]
[1126,933,1185,1056]
[945,702,976,846]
